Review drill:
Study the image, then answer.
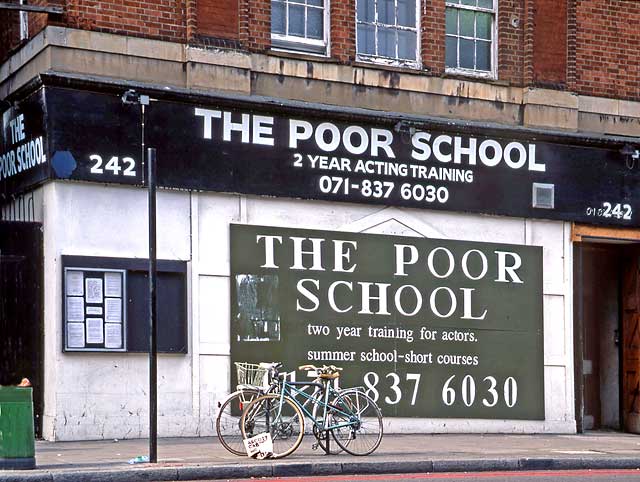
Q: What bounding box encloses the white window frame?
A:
[19,0,29,41]
[444,0,497,79]
[271,0,330,56]
[355,0,421,68]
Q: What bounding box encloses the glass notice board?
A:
[64,267,127,352]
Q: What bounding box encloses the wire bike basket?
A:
[235,362,269,388]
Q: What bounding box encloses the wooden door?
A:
[623,250,640,433]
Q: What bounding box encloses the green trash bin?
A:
[0,386,35,470]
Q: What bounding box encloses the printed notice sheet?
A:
[67,323,86,348]
[104,272,122,297]
[105,298,122,323]
[66,270,84,296]
[86,306,103,315]
[86,318,104,344]
[66,296,85,322]
[85,278,103,304]
[105,323,123,348]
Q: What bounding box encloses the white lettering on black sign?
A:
[0,112,47,181]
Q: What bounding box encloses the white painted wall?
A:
[42,181,575,440]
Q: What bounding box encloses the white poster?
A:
[105,298,122,323]
[105,272,122,297]
[105,323,123,349]
[86,318,104,344]
[66,270,84,296]
[66,296,85,322]
[86,306,103,315]
[85,278,104,304]
[67,323,86,348]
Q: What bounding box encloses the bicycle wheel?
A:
[216,388,261,456]
[331,390,383,456]
[241,393,305,459]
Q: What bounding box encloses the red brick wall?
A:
[197,0,238,40]
[331,0,354,62]
[498,0,525,85]
[573,0,640,100]
[422,0,445,75]
[0,8,21,62]
[240,0,270,51]
[5,0,640,102]
[531,0,567,86]
[62,0,186,42]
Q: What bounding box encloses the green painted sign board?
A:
[230,224,544,420]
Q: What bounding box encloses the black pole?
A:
[148,147,158,463]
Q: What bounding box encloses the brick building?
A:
[1,0,640,441]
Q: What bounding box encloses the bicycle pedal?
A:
[311,443,319,450]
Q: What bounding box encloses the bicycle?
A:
[216,362,343,456]
[240,364,383,458]
[216,362,275,456]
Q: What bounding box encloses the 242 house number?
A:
[89,155,136,176]
[585,202,632,220]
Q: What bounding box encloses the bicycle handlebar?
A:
[298,364,343,379]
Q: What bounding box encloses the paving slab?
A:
[2,432,640,481]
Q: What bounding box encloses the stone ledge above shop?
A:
[2,26,640,137]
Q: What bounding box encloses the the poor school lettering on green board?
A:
[230,224,544,420]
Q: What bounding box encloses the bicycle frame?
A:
[276,379,357,435]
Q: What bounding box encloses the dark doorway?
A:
[574,242,624,432]
[0,221,44,437]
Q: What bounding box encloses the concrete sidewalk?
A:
[3,432,640,481]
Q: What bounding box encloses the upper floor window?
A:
[271,0,328,55]
[445,0,495,76]
[356,0,420,67]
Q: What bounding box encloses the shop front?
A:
[1,75,637,440]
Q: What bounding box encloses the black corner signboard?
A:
[2,85,639,227]
[230,224,544,420]
[0,89,49,200]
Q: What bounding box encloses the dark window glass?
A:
[476,40,491,70]
[398,30,416,59]
[289,3,306,36]
[379,26,396,57]
[397,0,416,27]
[357,24,376,54]
[272,1,286,34]
[445,36,457,67]
[460,38,474,68]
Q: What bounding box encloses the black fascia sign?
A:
[0,89,49,200]
[7,86,639,227]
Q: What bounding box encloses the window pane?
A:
[289,3,305,36]
[308,0,323,5]
[476,12,491,39]
[357,0,375,22]
[379,26,396,57]
[397,0,416,27]
[459,9,474,37]
[272,1,285,34]
[476,40,491,70]
[398,29,416,59]
[357,24,376,54]
[445,8,457,34]
[478,0,492,8]
[379,0,395,24]
[461,0,476,5]
[445,36,457,67]
[308,7,323,39]
[460,38,474,68]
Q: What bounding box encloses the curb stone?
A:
[4,457,640,481]
[432,459,518,472]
